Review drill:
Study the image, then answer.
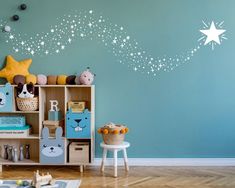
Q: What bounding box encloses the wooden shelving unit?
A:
[0,85,95,172]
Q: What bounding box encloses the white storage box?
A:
[0,125,32,138]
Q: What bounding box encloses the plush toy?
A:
[79,67,95,85]
[47,75,57,85]
[57,75,67,85]
[0,55,32,83]
[66,75,76,85]
[13,75,26,85]
[26,74,37,84]
[17,83,35,98]
[37,74,47,85]
[74,74,80,85]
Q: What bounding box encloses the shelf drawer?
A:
[66,109,91,139]
[40,138,65,165]
[69,142,89,163]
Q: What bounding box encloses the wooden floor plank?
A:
[1,166,235,187]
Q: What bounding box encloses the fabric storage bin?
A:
[0,83,13,112]
[66,108,91,138]
[40,127,65,164]
[69,142,89,163]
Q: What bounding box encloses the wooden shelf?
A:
[1,84,94,88]
[37,85,93,88]
[66,162,90,165]
[0,134,39,139]
[0,158,39,165]
[0,85,95,169]
[0,111,39,114]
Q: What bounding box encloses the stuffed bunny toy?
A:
[40,127,64,164]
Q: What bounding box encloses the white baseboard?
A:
[93,158,235,166]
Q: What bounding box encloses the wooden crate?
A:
[68,101,86,112]
[69,142,89,163]
[43,120,64,137]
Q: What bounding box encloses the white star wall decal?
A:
[199,21,226,50]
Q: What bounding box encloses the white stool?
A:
[100,141,130,177]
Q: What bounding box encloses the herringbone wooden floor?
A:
[1,166,235,187]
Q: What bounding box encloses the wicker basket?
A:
[102,132,125,145]
[16,97,39,111]
[99,124,128,145]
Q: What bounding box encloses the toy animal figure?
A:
[11,147,15,161]
[40,127,65,164]
[76,67,95,85]
[19,145,24,161]
[16,83,35,98]
[8,146,13,161]
[13,147,18,162]
[0,83,13,111]
[4,145,8,159]
[25,144,30,159]
[31,170,55,188]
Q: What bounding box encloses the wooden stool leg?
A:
[80,165,83,173]
[123,148,129,171]
[101,148,107,172]
[114,149,118,177]
[0,165,2,172]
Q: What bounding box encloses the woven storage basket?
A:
[16,97,39,111]
[101,124,126,145]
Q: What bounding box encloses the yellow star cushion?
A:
[0,55,32,83]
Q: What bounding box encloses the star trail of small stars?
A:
[0,10,202,76]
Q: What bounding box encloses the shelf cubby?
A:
[66,87,92,111]
[0,139,39,164]
[0,85,95,171]
[0,113,40,138]
[39,86,65,121]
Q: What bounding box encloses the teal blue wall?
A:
[0,0,235,158]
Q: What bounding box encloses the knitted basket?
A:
[98,124,128,145]
[102,131,125,145]
[16,97,39,111]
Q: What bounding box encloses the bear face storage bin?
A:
[66,108,91,139]
[0,83,13,112]
[40,127,65,164]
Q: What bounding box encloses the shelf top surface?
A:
[0,84,95,88]
[0,111,39,114]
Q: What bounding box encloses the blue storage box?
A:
[0,116,25,127]
[66,108,91,138]
[0,83,13,112]
[48,110,62,121]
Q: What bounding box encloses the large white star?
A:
[200,21,226,45]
